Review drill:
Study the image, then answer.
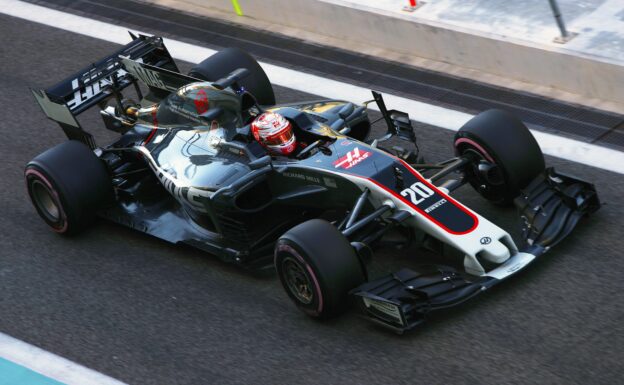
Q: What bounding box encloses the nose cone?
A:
[479,240,511,264]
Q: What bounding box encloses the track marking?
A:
[0,332,127,385]
[0,357,65,385]
[2,0,623,174]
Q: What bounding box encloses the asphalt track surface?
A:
[0,7,623,385]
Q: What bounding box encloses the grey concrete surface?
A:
[145,0,624,108]
[0,12,623,385]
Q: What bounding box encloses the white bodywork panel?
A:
[313,165,524,278]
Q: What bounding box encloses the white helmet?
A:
[251,112,297,155]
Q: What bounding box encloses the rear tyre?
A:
[25,141,113,235]
[454,109,545,205]
[275,219,366,319]
[189,48,275,106]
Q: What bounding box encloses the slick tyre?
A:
[454,109,545,205]
[25,140,113,235]
[189,48,275,106]
[275,219,366,319]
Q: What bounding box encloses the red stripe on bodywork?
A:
[143,128,157,145]
[350,157,479,235]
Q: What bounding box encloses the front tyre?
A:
[25,141,112,235]
[275,219,365,319]
[454,109,545,205]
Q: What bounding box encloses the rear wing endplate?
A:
[31,34,178,148]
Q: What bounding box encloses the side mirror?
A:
[389,110,416,143]
[249,155,272,170]
[369,90,416,144]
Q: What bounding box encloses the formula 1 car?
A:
[26,35,600,332]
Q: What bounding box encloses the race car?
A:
[26,34,600,332]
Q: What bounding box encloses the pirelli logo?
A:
[333,147,371,169]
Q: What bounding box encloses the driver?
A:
[251,112,297,156]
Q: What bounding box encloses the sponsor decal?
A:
[283,172,321,184]
[424,198,447,213]
[362,298,403,324]
[167,103,202,123]
[506,263,523,273]
[194,89,209,114]
[340,140,351,146]
[123,59,171,91]
[480,237,492,245]
[333,147,371,169]
[141,156,212,213]
[66,65,129,110]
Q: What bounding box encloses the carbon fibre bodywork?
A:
[30,34,600,332]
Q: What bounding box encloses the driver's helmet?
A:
[251,112,297,155]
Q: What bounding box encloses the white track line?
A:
[0,332,127,385]
[2,0,624,176]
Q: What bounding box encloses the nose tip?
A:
[479,240,511,264]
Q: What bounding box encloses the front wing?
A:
[350,168,600,333]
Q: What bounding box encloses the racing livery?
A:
[26,35,599,332]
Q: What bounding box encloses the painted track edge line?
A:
[0,332,128,385]
[2,0,623,174]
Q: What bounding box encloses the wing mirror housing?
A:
[367,91,416,144]
[249,155,272,170]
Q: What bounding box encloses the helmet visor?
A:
[263,129,294,146]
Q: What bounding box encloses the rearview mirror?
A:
[368,90,416,144]
[389,110,416,143]
[249,155,272,170]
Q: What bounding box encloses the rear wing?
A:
[31,34,178,148]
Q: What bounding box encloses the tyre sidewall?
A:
[275,240,325,317]
[25,165,71,233]
[454,133,513,204]
[454,109,545,203]
[25,141,112,235]
[275,219,365,319]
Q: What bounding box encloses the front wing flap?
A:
[352,267,494,332]
[515,167,600,250]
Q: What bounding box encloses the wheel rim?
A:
[462,147,506,200]
[31,180,60,221]
[282,257,314,305]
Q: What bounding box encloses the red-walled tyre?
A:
[454,109,545,205]
[25,141,112,235]
[275,219,366,319]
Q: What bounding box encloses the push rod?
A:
[345,188,370,229]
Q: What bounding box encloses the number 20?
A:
[400,182,434,204]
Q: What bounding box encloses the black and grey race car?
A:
[26,35,600,332]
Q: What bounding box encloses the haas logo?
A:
[333,147,371,169]
[194,89,209,114]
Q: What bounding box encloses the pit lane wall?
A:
[146,0,624,106]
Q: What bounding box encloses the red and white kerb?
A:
[251,112,297,155]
